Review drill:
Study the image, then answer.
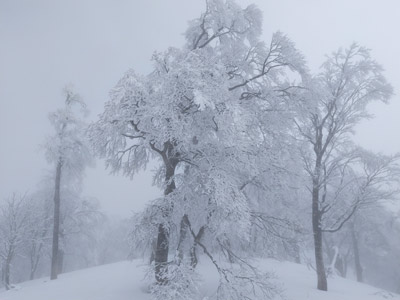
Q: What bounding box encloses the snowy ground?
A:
[0,259,398,300]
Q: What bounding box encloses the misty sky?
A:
[1,0,400,217]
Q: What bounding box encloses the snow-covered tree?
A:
[90,0,306,299]
[0,194,32,289]
[23,189,52,280]
[322,150,400,284]
[294,44,393,291]
[322,150,400,234]
[44,85,93,280]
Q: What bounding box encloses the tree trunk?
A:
[154,161,176,285]
[50,159,62,280]
[4,258,11,290]
[292,241,301,264]
[155,225,169,284]
[149,239,157,265]
[29,244,43,280]
[4,247,13,290]
[351,224,363,282]
[335,254,345,277]
[190,226,204,269]
[58,249,64,274]
[29,255,39,280]
[176,214,190,264]
[312,183,327,291]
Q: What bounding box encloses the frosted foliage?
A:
[290,40,395,291]
[215,265,279,300]
[89,0,305,178]
[0,195,32,259]
[148,264,201,300]
[294,43,394,202]
[297,44,392,142]
[2,0,400,298]
[0,194,35,289]
[321,45,392,108]
[177,163,251,241]
[90,0,307,299]
[44,86,93,183]
[185,0,262,50]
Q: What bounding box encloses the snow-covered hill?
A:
[0,259,398,300]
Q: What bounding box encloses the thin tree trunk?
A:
[190,226,204,269]
[149,239,157,265]
[176,214,190,264]
[5,258,11,290]
[293,241,301,264]
[312,183,327,291]
[351,224,363,282]
[323,235,334,263]
[29,249,36,280]
[335,254,345,277]
[30,256,39,280]
[50,159,62,280]
[154,162,176,285]
[4,247,14,290]
[155,224,169,284]
[29,242,44,280]
[58,249,64,274]
[31,192,50,280]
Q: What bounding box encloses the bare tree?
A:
[44,86,92,280]
[324,150,400,282]
[294,44,393,291]
[0,194,31,289]
[25,193,52,280]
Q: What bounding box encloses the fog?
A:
[1,0,400,298]
[1,0,400,216]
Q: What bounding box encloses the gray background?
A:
[1,0,399,217]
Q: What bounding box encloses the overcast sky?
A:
[1,0,400,217]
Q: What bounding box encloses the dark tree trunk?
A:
[154,161,176,285]
[312,182,327,291]
[351,224,363,282]
[225,239,235,263]
[190,226,204,269]
[154,222,169,285]
[176,214,190,264]
[4,258,11,290]
[58,249,64,274]
[189,244,198,268]
[50,160,62,280]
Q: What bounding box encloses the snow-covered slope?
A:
[0,259,398,300]
[0,261,151,300]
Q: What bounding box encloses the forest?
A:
[1,1,400,299]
